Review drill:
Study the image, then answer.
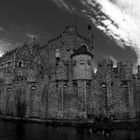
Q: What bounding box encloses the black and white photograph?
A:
[0,0,140,140]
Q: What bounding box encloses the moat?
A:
[0,121,140,140]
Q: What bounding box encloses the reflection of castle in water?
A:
[0,25,140,120]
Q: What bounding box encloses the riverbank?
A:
[0,115,140,130]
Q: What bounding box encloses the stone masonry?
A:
[0,25,139,120]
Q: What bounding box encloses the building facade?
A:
[0,25,139,120]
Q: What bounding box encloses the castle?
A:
[0,25,140,120]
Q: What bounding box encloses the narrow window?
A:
[87,60,91,65]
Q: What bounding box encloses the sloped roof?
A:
[71,45,93,58]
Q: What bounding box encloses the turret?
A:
[71,45,93,80]
[117,61,133,81]
[97,58,113,83]
[70,44,93,118]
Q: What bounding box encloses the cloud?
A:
[51,0,75,13]
[49,0,140,65]
[0,40,11,47]
[80,0,140,65]
[0,40,12,56]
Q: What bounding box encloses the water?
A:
[0,121,139,140]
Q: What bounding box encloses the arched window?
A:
[111,82,114,87]
[73,60,76,65]
[30,86,38,96]
[63,83,68,88]
[73,81,77,87]
[121,82,128,104]
[18,60,23,67]
[55,49,60,59]
[18,71,22,76]
[73,81,78,94]
[80,60,84,65]
[100,82,106,88]
[87,60,91,65]
[7,60,12,66]
[7,88,12,92]
[26,61,30,67]
[31,86,37,90]
[86,81,91,87]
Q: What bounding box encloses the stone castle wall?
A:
[0,25,139,120]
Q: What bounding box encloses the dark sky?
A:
[0,0,137,66]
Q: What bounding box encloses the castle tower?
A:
[117,61,133,81]
[71,45,93,80]
[97,58,113,117]
[55,57,69,119]
[117,61,135,118]
[71,44,93,118]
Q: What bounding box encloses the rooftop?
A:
[70,44,93,58]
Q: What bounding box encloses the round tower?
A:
[71,45,93,80]
[117,61,133,81]
[70,44,93,118]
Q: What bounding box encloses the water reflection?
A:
[16,122,25,140]
[0,121,139,140]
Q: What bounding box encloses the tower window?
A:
[18,60,23,67]
[73,82,77,87]
[80,60,84,64]
[7,88,12,91]
[31,86,37,90]
[86,81,91,87]
[87,60,91,65]
[55,49,60,58]
[18,71,22,76]
[26,61,30,67]
[73,60,76,65]
[64,84,68,88]
[7,60,12,66]
[101,82,106,88]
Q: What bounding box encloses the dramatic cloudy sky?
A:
[0,0,139,70]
